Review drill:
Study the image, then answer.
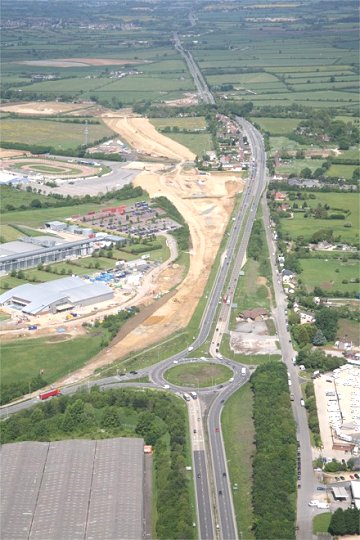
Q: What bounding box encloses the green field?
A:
[1,334,103,387]
[327,163,358,180]
[313,513,331,534]
[163,132,213,156]
[300,258,359,294]
[1,118,114,151]
[151,116,207,130]
[222,383,255,539]
[251,117,301,135]
[164,362,233,388]
[280,193,359,243]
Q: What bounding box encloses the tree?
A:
[312,329,326,346]
[30,199,42,208]
[316,308,339,341]
[329,508,347,536]
[101,406,121,429]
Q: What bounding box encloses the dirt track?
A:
[62,116,244,384]
[0,101,94,115]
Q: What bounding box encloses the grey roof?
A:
[1,438,144,540]
[0,276,113,314]
[0,241,44,258]
[45,221,66,226]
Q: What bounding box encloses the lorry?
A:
[38,388,61,400]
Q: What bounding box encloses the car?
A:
[163,384,170,389]
[218,490,222,495]
[340,476,345,481]
[354,474,360,479]
[197,473,201,478]
[193,429,197,434]
[223,472,227,477]
[335,476,339,481]
[350,474,355,479]
[308,500,319,507]
[215,427,220,432]
[218,385,224,388]
[317,487,326,491]
[173,360,178,364]
[220,399,225,404]
[129,370,138,375]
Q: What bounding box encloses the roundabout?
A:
[164,361,233,388]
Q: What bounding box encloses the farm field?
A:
[327,163,358,180]
[150,117,207,130]
[276,158,329,175]
[299,258,359,294]
[251,117,301,135]
[1,117,114,151]
[160,132,213,157]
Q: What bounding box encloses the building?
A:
[332,486,348,500]
[237,308,269,322]
[0,171,29,185]
[44,221,68,232]
[1,438,145,539]
[0,276,114,315]
[351,481,360,509]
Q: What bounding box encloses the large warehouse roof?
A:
[0,276,113,314]
[1,438,144,540]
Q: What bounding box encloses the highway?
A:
[173,33,215,105]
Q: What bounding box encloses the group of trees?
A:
[304,383,321,447]
[329,508,360,536]
[1,388,195,539]
[295,348,345,371]
[247,218,271,278]
[290,307,340,348]
[293,113,359,150]
[251,363,297,539]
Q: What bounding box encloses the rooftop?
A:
[1,438,144,539]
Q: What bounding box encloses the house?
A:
[237,307,269,322]
[274,191,286,201]
[282,269,295,283]
[335,337,353,351]
[300,311,316,324]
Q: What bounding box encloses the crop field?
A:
[299,258,359,294]
[1,118,114,151]
[280,193,359,244]
[161,132,213,156]
[269,136,307,154]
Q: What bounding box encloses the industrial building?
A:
[351,480,360,509]
[0,276,114,315]
[0,233,125,275]
[1,438,145,539]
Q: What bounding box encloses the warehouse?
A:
[1,438,145,539]
[0,276,114,315]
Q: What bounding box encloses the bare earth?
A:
[61,115,244,383]
[18,58,147,68]
[0,101,94,115]
[0,148,30,158]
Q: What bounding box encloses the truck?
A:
[38,388,61,400]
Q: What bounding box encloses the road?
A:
[261,198,314,540]
[173,33,215,105]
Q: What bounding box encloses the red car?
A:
[215,427,220,432]
[350,474,355,479]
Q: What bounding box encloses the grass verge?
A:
[164,363,232,388]
[222,383,255,539]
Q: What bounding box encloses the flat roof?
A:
[332,486,348,499]
[351,480,360,499]
[1,438,144,539]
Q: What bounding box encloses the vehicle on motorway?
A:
[187,346,194,352]
[215,427,219,432]
[197,473,201,478]
[163,384,170,389]
[223,472,227,477]
[38,388,61,400]
[218,490,222,495]
[241,367,246,376]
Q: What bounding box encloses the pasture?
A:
[299,258,359,294]
[150,117,207,130]
[280,192,359,244]
[251,117,301,135]
[1,117,114,151]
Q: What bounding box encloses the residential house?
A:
[274,191,286,201]
[335,337,353,351]
[282,269,295,283]
[300,311,316,324]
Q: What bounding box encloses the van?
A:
[300,398,305,407]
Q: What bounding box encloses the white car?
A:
[173,360,179,364]
[308,500,319,507]
[163,384,170,389]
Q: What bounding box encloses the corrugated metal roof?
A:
[0,277,113,314]
[1,438,144,540]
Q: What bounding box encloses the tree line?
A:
[250,363,297,539]
[0,387,195,539]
